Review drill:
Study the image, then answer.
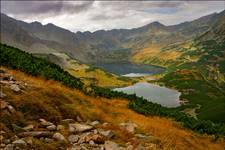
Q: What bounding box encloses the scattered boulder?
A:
[57,125,65,131]
[12,139,27,147]
[90,121,100,126]
[104,141,119,150]
[89,140,95,145]
[47,125,56,131]
[3,139,11,145]
[119,122,138,134]
[53,133,66,142]
[62,119,75,123]
[68,135,79,143]
[10,84,20,92]
[76,116,83,122]
[98,129,114,138]
[23,124,34,131]
[135,144,146,150]
[103,122,109,127]
[24,137,33,145]
[0,143,6,148]
[18,131,53,138]
[4,144,14,150]
[39,119,54,127]
[85,134,105,144]
[7,105,16,114]
[69,123,93,133]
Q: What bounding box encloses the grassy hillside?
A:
[34,53,135,88]
[1,67,225,149]
[1,43,225,138]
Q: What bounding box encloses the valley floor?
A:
[1,67,225,150]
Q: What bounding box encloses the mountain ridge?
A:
[1,10,224,64]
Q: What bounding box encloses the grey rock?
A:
[69,123,93,133]
[10,84,20,92]
[89,140,95,145]
[7,105,16,113]
[68,135,79,143]
[98,130,114,138]
[3,139,11,145]
[52,132,66,142]
[47,125,56,131]
[62,119,75,123]
[56,125,65,131]
[18,131,53,138]
[126,145,134,150]
[22,124,34,131]
[4,144,14,150]
[12,139,27,147]
[104,141,119,150]
[90,121,100,126]
[76,116,83,122]
[135,144,146,150]
[39,119,53,126]
[0,143,6,148]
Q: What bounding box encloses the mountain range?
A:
[1,10,225,64]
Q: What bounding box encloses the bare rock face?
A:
[53,133,66,142]
[69,123,93,133]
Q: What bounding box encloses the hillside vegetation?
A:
[1,67,225,150]
[1,44,225,138]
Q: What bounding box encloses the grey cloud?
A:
[1,1,94,16]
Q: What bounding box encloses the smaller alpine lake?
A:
[114,82,181,107]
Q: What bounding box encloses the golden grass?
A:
[67,67,134,88]
[2,67,225,150]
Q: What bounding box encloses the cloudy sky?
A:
[1,1,225,32]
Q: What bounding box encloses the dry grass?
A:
[2,67,225,150]
[67,67,134,88]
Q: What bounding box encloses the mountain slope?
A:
[1,10,224,64]
[158,13,225,123]
[1,64,225,150]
